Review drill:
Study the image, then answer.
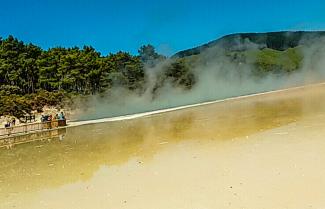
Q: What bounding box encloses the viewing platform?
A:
[0,120,67,148]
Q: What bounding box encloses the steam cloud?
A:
[73,35,325,121]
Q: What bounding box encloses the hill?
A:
[173,31,325,58]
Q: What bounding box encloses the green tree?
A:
[138,44,166,67]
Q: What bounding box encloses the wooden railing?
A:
[0,120,66,138]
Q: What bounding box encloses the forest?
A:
[0,35,196,119]
[0,34,304,119]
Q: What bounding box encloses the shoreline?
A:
[68,81,325,128]
[3,81,325,209]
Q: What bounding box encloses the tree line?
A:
[0,35,194,119]
[0,35,304,119]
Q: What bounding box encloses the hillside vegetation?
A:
[0,31,322,119]
[174,31,325,58]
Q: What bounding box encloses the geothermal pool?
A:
[1,84,325,209]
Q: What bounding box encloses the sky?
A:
[0,0,325,56]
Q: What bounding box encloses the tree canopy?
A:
[0,36,193,119]
[0,35,305,119]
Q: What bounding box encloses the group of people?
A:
[3,112,66,129]
[41,112,65,123]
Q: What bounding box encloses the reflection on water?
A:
[0,128,67,149]
[1,84,325,207]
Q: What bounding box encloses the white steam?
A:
[73,36,325,121]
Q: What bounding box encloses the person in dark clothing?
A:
[41,115,45,123]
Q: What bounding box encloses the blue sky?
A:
[0,0,324,56]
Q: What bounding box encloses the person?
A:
[48,115,52,121]
[4,122,10,128]
[55,114,59,120]
[11,118,16,126]
[58,112,65,120]
[41,115,45,123]
[61,112,65,120]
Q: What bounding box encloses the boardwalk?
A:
[0,120,67,148]
[0,120,66,138]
